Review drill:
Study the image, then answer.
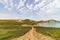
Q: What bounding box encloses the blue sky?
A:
[0,0,60,21]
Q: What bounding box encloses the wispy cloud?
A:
[0,0,60,20]
[1,0,57,14]
[17,0,26,9]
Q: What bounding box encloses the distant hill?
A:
[0,19,59,26]
[38,19,60,24]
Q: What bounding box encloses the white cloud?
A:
[33,5,39,10]
[0,0,4,3]
[9,0,13,8]
[1,0,60,14]
[0,0,11,10]
[19,7,29,14]
[37,0,60,14]
[37,0,46,8]
[26,4,33,9]
[4,0,8,3]
[40,2,54,13]
[45,0,60,13]
[54,0,60,8]
[35,0,40,3]
[17,0,26,9]
[4,0,13,10]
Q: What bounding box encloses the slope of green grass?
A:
[36,27,60,40]
[0,25,31,40]
[0,20,60,40]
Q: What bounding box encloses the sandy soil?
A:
[11,27,54,40]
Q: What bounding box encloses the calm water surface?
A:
[40,22,60,28]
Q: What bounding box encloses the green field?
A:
[0,25,31,40]
[0,20,31,40]
[0,20,60,40]
[36,27,60,40]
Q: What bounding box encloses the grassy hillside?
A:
[0,20,60,40]
[0,20,31,40]
[36,27,60,40]
[0,26,31,40]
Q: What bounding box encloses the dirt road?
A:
[11,27,54,40]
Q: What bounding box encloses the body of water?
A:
[40,22,60,28]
